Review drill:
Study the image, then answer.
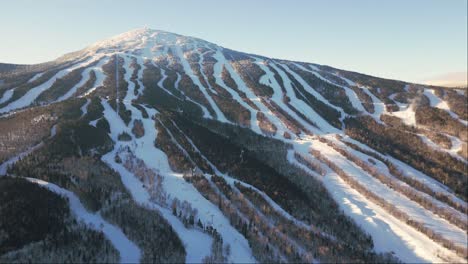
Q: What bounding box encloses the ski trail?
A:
[280,64,346,119]
[211,49,261,133]
[172,72,212,118]
[26,177,141,263]
[80,98,91,118]
[171,119,322,234]
[252,57,320,135]
[196,49,218,95]
[173,45,227,121]
[27,72,45,83]
[0,142,44,175]
[0,89,14,104]
[423,88,467,126]
[290,142,464,263]
[292,63,365,113]
[81,57,109,97]
[56,58,107,102]
[152,65,180,99]
[0,57,103,113]
[220,51,291,137]
[102,56,255,263]
[270,62,340,134]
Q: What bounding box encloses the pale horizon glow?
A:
[0,0,466,84]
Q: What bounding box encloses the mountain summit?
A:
[0,29,466,263]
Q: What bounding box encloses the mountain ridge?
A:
[0,28,466,263]
[2,27,451,89]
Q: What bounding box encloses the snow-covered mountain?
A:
[0,28,466,263]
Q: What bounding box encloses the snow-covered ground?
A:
[2,28,466,263]
[212,49,261,134]
[292,63,366,113]
[340,136,467,210]
[26,177,141,263]
[80,98,91,118]
[391,103,416,126]
[81,58,109,97]
[270,61,339,134]
[424,89,468,126]
[99,56,256,263]
[418,133,467,163]
[28,72,45,83]
[0,89,14,104]
[286,64,345,117]
[312,140,466,246]
[253,57,322,135]
[173,45,226,121]
[56,59,106,102]
[220,54,291,137]
[289,141,465,263]
[0,57,103,114]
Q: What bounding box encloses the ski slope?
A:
[1,28,466,263]
[26,177,141,263]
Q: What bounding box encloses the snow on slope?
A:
[218,52,291,137]
[418,133,467,163]
[80,98,91,118]
[341,136,467,208]
[81,57,109,97]
[26,177,141,263]
[329,135,467,218]
[361,86,387,122]
[27,72,45,83]
[0,57,103,113]
[99,97,213,263]
[2,28,466,263]
[0,89,14,104]
[293,63,366,113]
[212,49,261,134]
[314,140,466,246]
[0,141,43,175]
[424,88,468,125]
[99,56,256,263]
[102,150,213,263]
[56,58,107,102]
[172,45,226,121]
[253,57,321,135]
[289,142,465,263]
[391,103,416,126]
[270,62,340,134]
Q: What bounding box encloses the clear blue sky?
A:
[1,0,466,83]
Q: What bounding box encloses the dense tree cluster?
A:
[0,177,119,262]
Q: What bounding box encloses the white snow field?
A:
[0,89,14,104]
[391,103,416,126]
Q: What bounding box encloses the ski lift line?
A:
[115,54,120,113]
